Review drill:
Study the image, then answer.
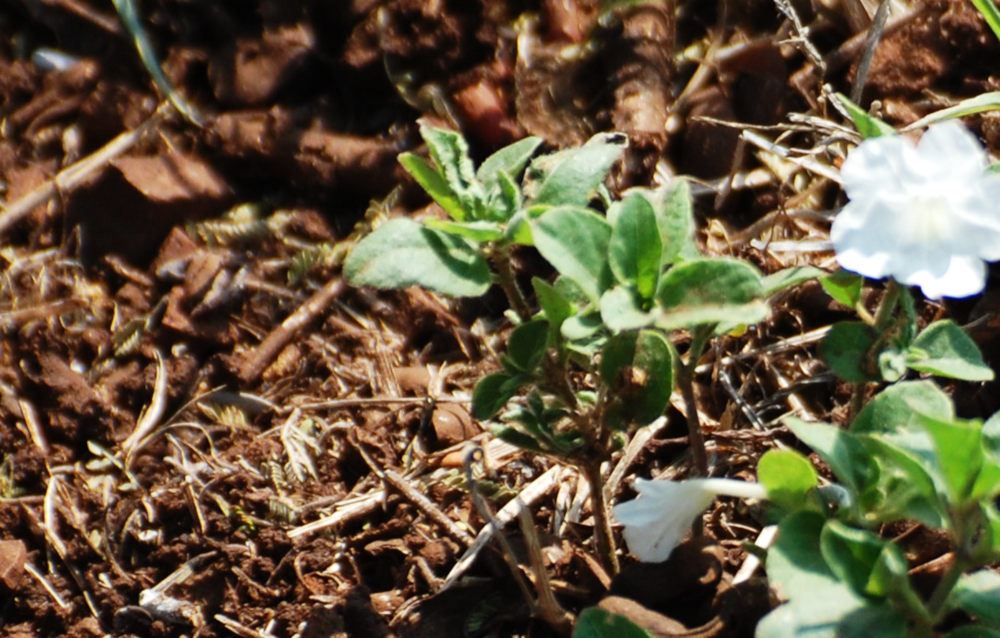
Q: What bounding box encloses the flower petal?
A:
[913,120,988,181]
[613,479,714,563]
[902,255,986,299]
[832,121,1000,298]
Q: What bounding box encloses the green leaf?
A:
[947,570,1000,628]
[344,218,491,297]
[600,286,653,332]
[573,607,653,638]
[761,512,911,638]
[533,277,575,336]
[504,210,534,245]
[877,345,908,383]
[918,414,986,504]
[506,319,550,374]
[820,321,879,383]
[851,380,954,436]
[819,520,908,598]
[903,91,1000,132]
[786,418,878,498]
[762,266,824,297]
[597,330,673,427]
[757,599,909,638]
[651,180,698,264]
[856,435,947,528]
[757,449,819,512]
[654,258,767,331]
[907,319,994,381]
[472,373,526,420]
[820,269,864,309]
[399,152,467,221]
[971,0,1000,43]
[112,0,202,126]
[608,193,662,301]
[423,218,504,242]
[478,136,543,185]
[562,313,603,341]
[491,425,546,453]
[529,134,626,207]
[835,93,896,138]
[486,169,522,221]
[419,125,485,218]
[533,206,613,303]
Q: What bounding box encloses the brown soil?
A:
[1,1,999,636]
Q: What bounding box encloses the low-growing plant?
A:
[344,123,809,575]
[611,108,1000,637]
[759,381,1000,637]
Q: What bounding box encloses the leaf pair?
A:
[821,318,993,383]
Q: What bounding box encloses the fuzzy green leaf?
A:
[654,258,767,330]
[652,180,698,264]
[758,448,819,512]
[786,418,878,498]
[399,152,467,221]
[472,373,526,420]
[820,520,909,599]
[529,134,625,207]
[608,193,662,301]
[598,330,673,427]
[600,286,653,332]
[533,206,613,303]
[907,319,994,381]
[762,266,824,297]
[506,320,550,374]
[478,136,543,185]
[820,269,864,309]
[820,321,879,383]
[533,277,575,336]
[424,219,504,242]
[344,218,491,297]
[948,570,1000,628]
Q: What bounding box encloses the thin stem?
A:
[927,551,969,621]
[873,278,902,331]
[583,460,619,576]
[678,325,714,478]
[847,382,867,423]
[491,244,532,322]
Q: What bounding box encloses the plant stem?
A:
[491,244,532,322]
[927,550,969,622]
[873,278,902,331]
[583,460,619,577]
[678,325,714,478]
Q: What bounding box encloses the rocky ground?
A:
[1,0,1000,636]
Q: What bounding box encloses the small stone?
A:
[0,540,27,591]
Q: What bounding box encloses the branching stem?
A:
[491,244,533,322]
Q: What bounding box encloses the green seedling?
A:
[345,125,814,580]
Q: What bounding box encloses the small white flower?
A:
[613,477,767,563]
[831,120,1000,299]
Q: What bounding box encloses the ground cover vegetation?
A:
[2,0,1000,636]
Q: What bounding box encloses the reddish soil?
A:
[1,1,999,636]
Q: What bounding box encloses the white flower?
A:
[831,120,1000,299]
[612,477,767,563]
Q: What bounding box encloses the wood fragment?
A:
[0,103,167,237]
[238,278,347,385]
[286,490,385,540]
[442,463,561,590]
